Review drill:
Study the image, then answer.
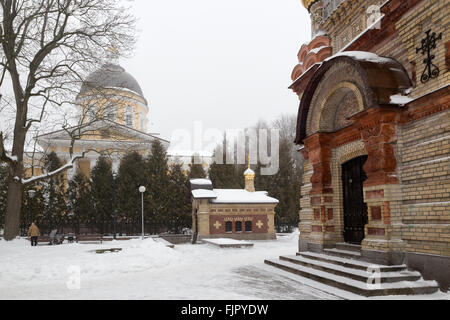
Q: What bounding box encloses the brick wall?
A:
[318,0,449,99]
[299,158,313,249]
[393,0,449,99]
[397,107,450,256]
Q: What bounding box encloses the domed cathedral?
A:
[33,58,169,180]
[77,63,149,132]
[267,0,450,293]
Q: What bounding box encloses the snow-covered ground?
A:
[0,231,448,300]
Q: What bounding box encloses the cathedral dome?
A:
[79,63,144,97]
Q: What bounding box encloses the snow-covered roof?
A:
[35,119,169,144]
[190,179,213,185]
[79,63,144,97]
[191,189,217,199]
[389,93,414,106]
[192,189,278,204]
[324,51,393,64]
[212,190,278,204]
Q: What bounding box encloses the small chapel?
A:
[190,162,278,241]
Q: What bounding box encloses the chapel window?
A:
[245,221,252,232]
[235,221,242,233]
[225,221,232,233]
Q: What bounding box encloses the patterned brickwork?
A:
[318,0,385,53]
[397,108,450,256]
[299,160,313,246]
[330,140,368,244]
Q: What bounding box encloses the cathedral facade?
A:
[32,62,170,179]
[292,0,449,289]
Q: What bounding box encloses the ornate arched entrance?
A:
[295,53,412,260]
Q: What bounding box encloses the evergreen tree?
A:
[144,140,170,234]
[66,172,93,234]
[167,163,192,233]
[208,147,243,189]
[90,157,114,234]
[21,185,45,236]
[188,154,206,179]
[117,152,145,235]
[41,152,67,233]
[255,138,300,232]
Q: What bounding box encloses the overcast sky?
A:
[120,0,311,152]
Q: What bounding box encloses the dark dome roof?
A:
[79,63,144,97]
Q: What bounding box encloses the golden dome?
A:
[244,155,255,178]
[301,0,319,11]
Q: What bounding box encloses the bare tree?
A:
[0,0,136,240]
[272,113,304,176]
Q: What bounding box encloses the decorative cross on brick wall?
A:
[256,220,264,229]
[214,221,222,230]
[416,29,443,84]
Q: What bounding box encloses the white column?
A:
[89,158,97,171]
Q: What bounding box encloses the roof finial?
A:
[106,46,120,65]
[248,154,251,169]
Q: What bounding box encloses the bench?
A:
[28,230,64,245]
[94,248,122,254]
[37,236,52,244]
[76,234,103,243]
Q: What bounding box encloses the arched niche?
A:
[307,81,365,136]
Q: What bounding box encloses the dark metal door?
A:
[342,155,368,244]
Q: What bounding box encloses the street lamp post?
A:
[28,189,36,226]
[139,186,146,240]
[112,172,118,240]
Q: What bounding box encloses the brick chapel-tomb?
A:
[267,0,449,292]
[190,165,278,242]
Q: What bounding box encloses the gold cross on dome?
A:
[214,221,222,230]
[256,220,264,229]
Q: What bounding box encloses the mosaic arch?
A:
[295,55,412,145]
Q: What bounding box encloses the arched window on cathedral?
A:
[125,106,134,127]
[106,103,117,122]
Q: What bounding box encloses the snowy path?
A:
[0,231,339,300]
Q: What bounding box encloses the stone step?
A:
[297,252,407,272]
[280,255,421,284]
[324,248,362,259]
[335,243,362,252]
[264,258,439,297]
